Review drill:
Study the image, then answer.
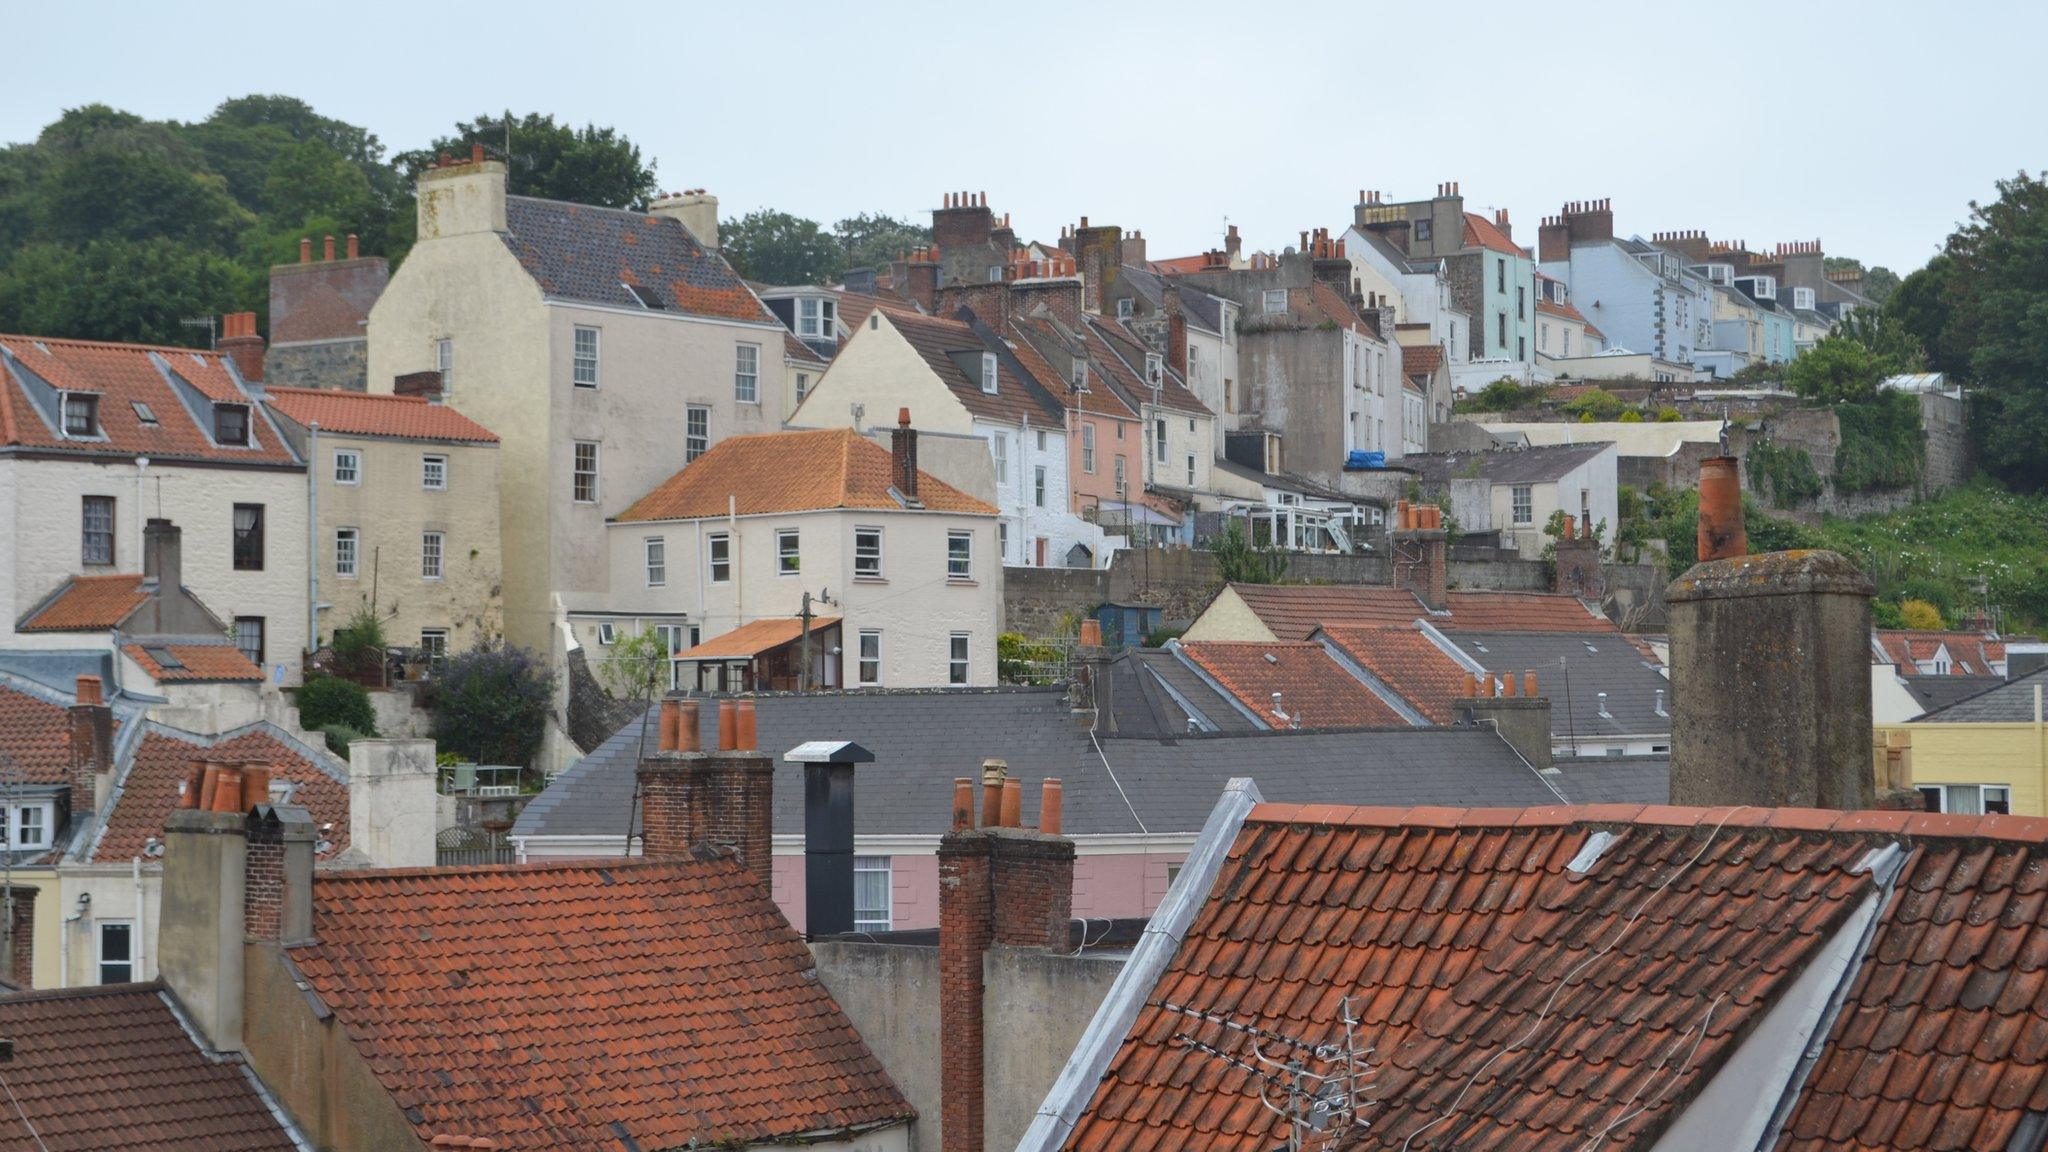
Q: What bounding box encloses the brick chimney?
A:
[70,674,114,817]
[1390,501,1449,611]
[0,886,35,990]
[938,764,1073,1152]
[1456,670,1552,769]
[936,281,1011,336]
[934,192,998,286]
[636,698,775,890]
[218,312,265,383]
[1667,464,1875,808]
[243,801,317,947]
[890,408,920,503]
[1164,286,1188,376]
[1562,199,1616,245]
[649,188,720,250]
[393,370,445,401]
[1551,515,1605,600]
[1653,229,1713,264]
[1538,214,1571,264]
[1494,208,1512,241]
[1073,217,1124,314]
[1009,259,1083,330]
[893,247,940,313]
[1224,224,1242,265]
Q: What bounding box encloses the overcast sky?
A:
[9,0,2040,274]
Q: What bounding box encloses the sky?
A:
[7,0,2042,275]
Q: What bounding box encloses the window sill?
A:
[947,577,978,587]
[853,575,887,584]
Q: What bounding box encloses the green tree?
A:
[721,209,845,285]
[1784,336,1885,404]
[595,627,671,702]
[429,643,557,767]
[1562,389,1627,420]
[835,211,931,274]
[397,112,657,209]
[0,239,252,345]
[297,676,377,735]
[1886,255,1964,377]
[1211,520,1290,583]
[1930,173,2048,491]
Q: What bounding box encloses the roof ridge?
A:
[0,333,223,358]
[0,978,166,1004]
[1246,802,2048,844]
[312,854,733,884]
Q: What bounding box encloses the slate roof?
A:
[122,642,262,683]
[0,335,295,466]
[1875,629,2010,677]
[615,427,994,521]
[1009,317,1139,419]
[1403,441,1614,487]
[501,196,776,325]
[287,856,914,1151]
[90,723,349,863]
[1116,265,1226,333]
[0,982,301,1150]
[1062,802,2048,1152]
[1099,649,1260,736]
[267,255,387,346]
[264,386,499,444]
[1179,641,1406,728]
[1550,755,1672,804]
[1914,667,2048,723]
[1445,630,1671,739]
[1903,674,2006,716]
[17,574,148,632]
[884,310,1065,426]
[1086,316,1210,417]
[511,690,1565,842]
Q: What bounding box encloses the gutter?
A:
[306,420,320,657]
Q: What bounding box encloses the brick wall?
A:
[244,820,284,943]
[938,834,993,1152]
[635,749,774,889]
[636,753,704,859]
[1,887,35,989]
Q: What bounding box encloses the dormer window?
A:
[1071,361,1088,389]
[1793,286,1815,311]
[797,297,838,340]
[61,393,100,438]
[214,403,251,446]
[1116,298,1134,319]
[980,352,998,394]
[1145,354,1164,386]
[1262,289,1288,315]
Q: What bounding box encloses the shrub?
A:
[997,632,1063,684]
[1562,389,1627,420]
[1656,406,1683,422]
[297,675,376,735]
[1457,377,1547,412]
[1212,520,1289,584]
[1834,391,1924,493]
[429,642,556,766]
[1618,409,1644,423]
[1144,625,1186,647]
[330,603,386,677]
[1746,442,1825,509]
[1898,598,1945,629]
[320,724,368,757]
[595,626,671,701]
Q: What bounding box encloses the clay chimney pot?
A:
[1000,779,1022,828]
[717,700,738,751]
[1040,779,1063,836]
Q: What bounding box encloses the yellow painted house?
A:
[1884,670,2048,815]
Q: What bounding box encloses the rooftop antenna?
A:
[1160,998,1375,1151]
[177,316,217,349]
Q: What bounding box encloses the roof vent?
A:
[1597,691,1612,719]
[1263,652,1279,665]
[1653,688,1667,718]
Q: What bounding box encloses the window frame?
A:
[1081,424,1096,474]
[776,528,800,576]
[1033,465,1047,508]
[708,532,732,584]
[645,536,667,587]
[1511,485,1534,525]
[1187,453,1197,487]
[61,392,100,438]
[686,405,711,463]
[856,630,882,686]
[436,338,453,393]
[214,403,252,447]
[421,531,445,581]
[82,495,115,566]
[597,622,617,646]
[572,325,601,389]
[421,453,448,491]
[990,433,1008,484]
[1116,298,1133,319]
[97,920,133,986]
[233,617,265,667]
[735,342,761,403]
[1154,417,1167,462]
[1262,288,1288,315]
[333,449,361,486]
[12,803,48,850]
[980,352,999,394]
[232,504,265,571]
[947,530,973,581]
[335,527,359,579]
[420,628,450,673]
[1919,783,2013,815]
[854,855,892,931]
[854,526,884,580]
[572,441,601,504]
[949,633,970,685]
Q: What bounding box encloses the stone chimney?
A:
[650,188,720,250]
[893,247,940,313]
[636,698,774,890]
[1390,501,1449,611]
[1224,224,1242,265]
[217,312,265,383]
[1120,229,1147,268]
[1164,286,1188,376]
[347,739,437,867]
[938,764,1072,1152]
[1073,217,1124,314]
[1456,670,1552,770]
[1551,515,1604,600]
[890,408,920,503]
[1666,465,1875,808]
[70,674,114,817]
[143,517,183,593]
[0,886,36,990]
[415,143,508,241]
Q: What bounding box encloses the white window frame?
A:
[708,533,731,584]
[572,325,601,388]
[854,856,892,931]
[82,495,115,567]
[949,633,970,685]
[422,453,448,491]
[11,802,49,850]
[1145,354,1163,385]
[335,527,359,580]
[1033,465,1047,508]
[686,405,711,463]
[1154,418,1167,462]
[421,531,444,581]
[1082,424,1096,473]
[777,528,800,576]
[61,392,101,438]
[573,441,600,504]
[990,434,1009,484]
[980,352,999,394]
[1512,485,1534,525]
[854,526,884,579]
[1918,784,2012,815]
[436,338,453,393]
[419,628,450,672]
[735,343,761,403]
[947,531,973,581]
[96,919,133,985]
[597,622,617,646]
[1116,298,1133,319]
[1263,289,1288,314]
[645,536,666,587]
[333,449,360,486]
[797,297,837,340]
[857,630,882,686]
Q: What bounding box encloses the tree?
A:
[1887,255,1964,377]
[1927,173,2048,491]
[1898,598,1945,629]
[297,676,377,735]
[721,209,845,285]
[397,112,657,209]
[594,627,671,702]
[835,211,931,273]
[1863,266,1901,303]
[1784,336,1885,405]
[1212,520,1290,583]
[1562,389,1627,420]
[0,238,253,345]
[429,643,557,767]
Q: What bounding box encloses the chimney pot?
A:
[1697,456,1747,562]
[717,700,738,751]
[180,763,206,810]
[952,778,975,831]
[299,237,311,264]
[1502,672,1520,698]
[211,767,244,813]
[1523,671,1538,697]
[734,700,758,751]
[323,235,335,262]
[999,778,1022,828]
[346,233,359,260]
[1078,618,1104,647]
[1039,779,1063,835]
[1463,671,1478,697]
[197,764,220,812]
[75,674,102,706]
[679,700,701,753]
[981,759,1007,827]
[471,142,485,165]
[659,698,681,752]
[239,764,272,811]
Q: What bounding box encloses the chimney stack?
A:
[1456,670,1552,769]
[1551,514,1605,599]
[938,767,1074,1152]
[891,408,920,503]
[393,370,445,401]
[635,697,775,890]
[793,741,873,938]
[143,518,183,594]
[1391,503,1449,611]
[69,674,114,816]
[0,886,34,991]
[217,312,265,383]
[648,188,721,249]
[1224,224,1242,263]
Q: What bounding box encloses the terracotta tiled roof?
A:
[502,197,776,325]
[1085,316,1211,417]
[0,983,300,1150]
[1179,641,1406,727]
[1401,343,1445,378]
[782,330,829,367]
[1318,625,1470,722]
[93,726,348,862]
[1149,254,1215,276]
[885,310,1065,427]
[122,643,263,683]
[0,680,76,784]
[676,616,841,660]
[1442,591,1616,632]
[287,856,914,1151]
[0,335,294,465]
[17,574,148,632]
[1463,211,1525,258]
[1875,629,2007,677]
[1224,584,1429,640]
[615,427,994,522]
[1067,803,2048,1152]
[1008,317,1138,419]
[263,387,498,443]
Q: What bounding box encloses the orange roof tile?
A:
[616,427,994,522]
[263,387,498,443]
[123,643,263,683]
[1318,625,1470,722]
[0,680,78,784]
[1179,641,1406,727]
[18,574,148,632]
[94,727,348,862]
[0,334,295,465]
[1223,584,1429,640]
[1462,211,1525,258]
[1401,343,1445,378]
[1875,629,2008,676]
[1149,254,1215,276]
[287,856,914,1151]
[676,616,841,660]
[1442,590,1616,632]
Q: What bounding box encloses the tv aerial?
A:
[1161,997,1376,1152]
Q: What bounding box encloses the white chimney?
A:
[651,188,720,249]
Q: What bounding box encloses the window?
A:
[597,622,616,645]
[645,537,666,587]
[1518,336,1526,361]
[573,442,600,503]
[735,343,760,403]
[708,533,731,583]
[854,856,892,931]
[855,527,883,578]
[233,504,265,570]
[1154,418,1167,462]
[980,352,999,394]
[335,528,358,579]
[857,630,881,686]
[1116,298,1133,319]
[1414,218,1433,243]
[990,434,1008,484]
[420,629,449,673]
[131,401,157,425]
[421,531,444,580]
[1187,453,1197,486]
[1036,429,1047,452]
[1920,784,2012,815]
[795,372,810,404]
[948,531,973,581]
[233,617,265,667]
[1563,330,1574,356]
[215,403,251,447]
[1511,485,1534,525]
[1793,286,1815,311]
[436,339,453,393]
[422,454,447,491]
[1081,424,1096,473]
[998,521,1009,561]
[1033,466,1046,508]
[572,326,601,388]
[686,406,710,463]
[13,804,45,849]
[1114,457,1127,498]
[1262,289,1288,314]
[1071,360,1088,389]
[1497,313,1507,346]
[1517,286,1527,320]
[1145,354,1163,385]
[62,393,99,437]
[949,633,970,685]
[797,297,836,339]
[777,528,800,575]
[98,922,132,985]
[82,496,115,566]
[333,449,360,485]
[1497,258,1506,293]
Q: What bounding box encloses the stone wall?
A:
[1919,391,1970,494]
[264,340,369,392]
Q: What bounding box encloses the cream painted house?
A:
[365,152,792,657]
[0,333,308,684]
[585,423,1001,690]
[264,386,503,660]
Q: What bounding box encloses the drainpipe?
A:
[728,493,741,626]
[307,421,321,656]
[133,855,146,980]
